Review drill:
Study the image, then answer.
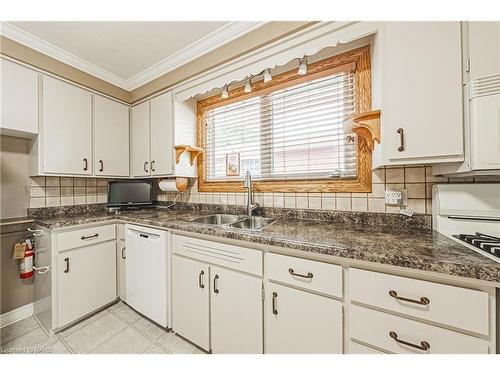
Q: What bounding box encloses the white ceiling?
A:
[1,21,266,90]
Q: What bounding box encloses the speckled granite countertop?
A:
[32,205,500,284]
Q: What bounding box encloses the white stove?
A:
[433,183,500,263]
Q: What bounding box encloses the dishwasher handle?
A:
[127,228,160,241]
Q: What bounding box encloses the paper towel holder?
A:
[175,177,188,192]
[159,177,188,193]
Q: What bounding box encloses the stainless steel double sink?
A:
[190,214,276,231]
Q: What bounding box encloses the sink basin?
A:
[229,216,276,231]
[191,214,244,225]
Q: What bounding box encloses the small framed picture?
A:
[226,152,240,176]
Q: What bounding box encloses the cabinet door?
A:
[130,101,150,177]
[150,92,174,176]
[116,238,126,301]
[57,241,116,327]
[468,22,500,80]
[0,59,38,137]
[42,76,92,174]
[94,95,129,176]
[265,283,343,354]
[172,255,209,350]
[382,22,463,163]
[210,266,263,354]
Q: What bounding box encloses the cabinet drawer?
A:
[267,253,342,298]
[172,234,262,276]
[57,224,116,252]
[349,341,384,354]
[349,268,489,335]
[350,305,489,354]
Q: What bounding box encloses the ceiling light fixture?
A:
[298,56,308,75]
[221,84,229,99]
[263,69,272,83]
[244,77,252,93]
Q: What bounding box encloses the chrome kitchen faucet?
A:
[243,170,259,216]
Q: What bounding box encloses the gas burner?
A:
[453,232,500,258]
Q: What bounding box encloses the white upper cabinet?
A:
[94,95,129,177]
[130,101,151,177]
[150,92,174,176]
[0,59,39,138]
[373,22,464,167]
[466,22,500,81]
[130,91,190,178]
[41,75,92,175]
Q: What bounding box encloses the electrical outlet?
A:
[385,190,403,205]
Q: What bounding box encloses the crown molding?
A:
[0,21,268,91]
[125,21,268,90]
[0,22,127,88]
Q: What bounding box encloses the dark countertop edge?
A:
[34,215,500,286]
[0,217,35,226]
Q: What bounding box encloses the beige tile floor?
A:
[1,301,205,354]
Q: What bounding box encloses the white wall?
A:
[0,135,30,219]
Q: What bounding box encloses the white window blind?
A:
[202,66,357,182]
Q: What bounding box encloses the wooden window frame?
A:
[197,45,372,193]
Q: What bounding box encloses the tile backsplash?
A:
[28,166,500,215]
[28,177,108,208]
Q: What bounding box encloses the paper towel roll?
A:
[159,179,180,192]
[158,178,188,192]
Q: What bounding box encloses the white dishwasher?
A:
[125,224,170,327]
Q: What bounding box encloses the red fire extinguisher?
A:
[19,239,34,279]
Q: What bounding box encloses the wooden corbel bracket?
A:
[343,110,381,150]
[174,145,204,165]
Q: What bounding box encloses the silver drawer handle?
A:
[81,233,99,240]
[198,270,205,289]
[397,128,405,152]
[288,268,313,279]
[121,247,126,259]
[272,292,278,315]
[213,274,219,294]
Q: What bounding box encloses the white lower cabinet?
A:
[172,254,263,353]
[116,224,126,301]
[349,341,385,354]
[265,282,343,354]
[350,305,489,354]
[57,239,116,327]
[210,266,263,354]
[117,241,126,300]
[172,234,264,353]
[172,255,210,350]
